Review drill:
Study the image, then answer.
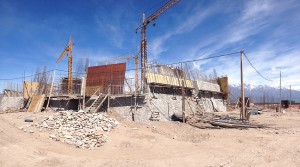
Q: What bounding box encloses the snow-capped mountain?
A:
[229,84,300,103]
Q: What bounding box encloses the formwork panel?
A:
[86,63,126,96]
[146,73,193,88]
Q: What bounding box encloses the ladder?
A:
[85,93,108,112]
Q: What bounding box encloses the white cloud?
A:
[240,0,273,21]
[171,0,300,89]
[148,3,220,59]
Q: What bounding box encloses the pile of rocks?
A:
[38,111,118,149]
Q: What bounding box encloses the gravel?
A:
[37,111,119,149]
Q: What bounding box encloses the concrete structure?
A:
[0,97,24,112]
[106,64,228,121]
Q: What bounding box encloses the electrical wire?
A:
[56,51,240,75]
[243,51,273,82]
[0,70,55,81]
[0,51,240,80]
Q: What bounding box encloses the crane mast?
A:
[136,0,180,93]
[57,36,74,94]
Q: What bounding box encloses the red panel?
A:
[86,63,126,95]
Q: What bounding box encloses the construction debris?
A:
[24,118,34,122]
[37,111,119,149]
[186,113,265,129]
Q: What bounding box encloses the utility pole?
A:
[290,85,292,108]
[240,50,245,120]
[279,71,281,112]
[181,79,185,123]
[263,91,266,109]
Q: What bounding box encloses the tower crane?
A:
[56,36,74,94]
[136,0,180,93]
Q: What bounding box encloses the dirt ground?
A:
[0,109,300,167]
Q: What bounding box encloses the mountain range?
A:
[228,84,300,103]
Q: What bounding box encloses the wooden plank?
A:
[27,94,46,112]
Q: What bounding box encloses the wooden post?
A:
[290,85,291,110]
[182,79,185,123]
[132,95,135,121]
[279,71,281,112]
[168,102,170,120]
[240,50,245,120]
[81,74,86,111]
[107,84,110,112]
[133,56,138,121]
[46,69,56,111]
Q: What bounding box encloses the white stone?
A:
[75,140,83,147]
[42,121,48,128]
[49,134,56,139]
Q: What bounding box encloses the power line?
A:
[57,51,240,75]
[0,51,240,80]
[174,51,240,65]
[0,70,55,81]
[243,51,273,82]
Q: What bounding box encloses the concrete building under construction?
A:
[0,57,228,122]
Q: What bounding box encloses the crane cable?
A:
[144,0,168,13]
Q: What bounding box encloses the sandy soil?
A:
[0,109,300,167]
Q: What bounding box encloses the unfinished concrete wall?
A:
[0,97,24,112]
[3,89,22,97]
[110,96,151,122]
[197,92,226,112]
[107,78,226,122]
[147,93,195,121]
[110,93,196,121]
[110,91,226,122]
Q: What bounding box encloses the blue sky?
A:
[1,0,300,90]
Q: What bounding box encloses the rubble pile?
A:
[39,111,118,149]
